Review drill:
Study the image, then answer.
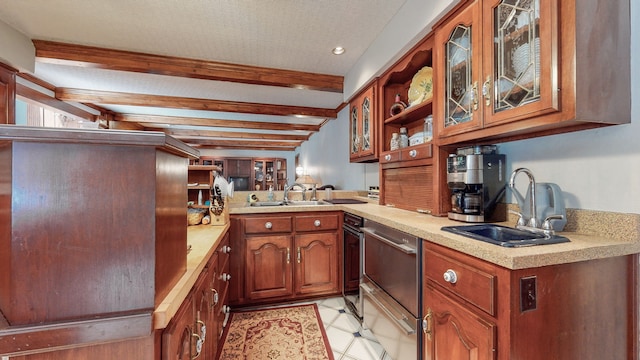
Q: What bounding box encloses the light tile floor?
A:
[313,297,393,360]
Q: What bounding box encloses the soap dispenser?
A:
[267,185,275,201]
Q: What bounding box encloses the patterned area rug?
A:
[218,304,334,360]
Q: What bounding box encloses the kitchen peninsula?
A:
[229,195,640,359]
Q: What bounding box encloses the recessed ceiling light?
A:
[332,47,345,55]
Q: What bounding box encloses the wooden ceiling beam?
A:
[55,88,337,118]
[184,138,302,147]
[115,114,322,132]
[148,127,310,141]
[33,40,343,93]
[191,144,298,151]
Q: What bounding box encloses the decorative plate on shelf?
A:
[408,66,434,107]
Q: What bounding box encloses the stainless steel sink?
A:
[285,200,329,206]
[249,200,330,207]
[441,224,569,247]
[249,201,284,207]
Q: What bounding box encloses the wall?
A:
[296,107,378,190]
[0,19,35,72]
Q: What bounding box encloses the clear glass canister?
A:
[424,115,433,142]
[390,133,400,150]
[399,127,409,148]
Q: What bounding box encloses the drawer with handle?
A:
[424,244,497,316]
[295,213,339,232]
[244,216,292,234]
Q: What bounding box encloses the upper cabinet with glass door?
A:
[349,81,378,163]
[482,0,558,126]
[436,0,630,144]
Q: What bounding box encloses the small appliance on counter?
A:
[447,145,506,223]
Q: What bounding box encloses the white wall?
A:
[296,107,378,190]
[0,19,34,72]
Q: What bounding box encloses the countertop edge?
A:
[153,224,229,330]
[230,202,640,270]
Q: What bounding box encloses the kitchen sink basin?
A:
[249,201,285,207]
[285,200,330,206]
[249,200,330,207]
[441,224,570,247]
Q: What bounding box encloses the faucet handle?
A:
[508,210,527,227]
[542,214,564,231]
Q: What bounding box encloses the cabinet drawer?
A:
[400,143,432,161]
[380,151,401,164]
[244,216,292,234]
[424,247,496,316]
[295,214,339,232]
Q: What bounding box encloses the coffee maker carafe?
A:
[447,152,506,223]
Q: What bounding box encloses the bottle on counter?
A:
[267,185,274,201]
[399,127,409,148]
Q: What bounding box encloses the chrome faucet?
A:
[509,168,539,229]
[284,183,306,203]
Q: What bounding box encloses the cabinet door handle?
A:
[297,247,301,264]
[191,332,203,360]
[409,149,417,158]
[422,309,433,339]
[286,248,291,264]
[220,273,231,282]
[384,154,391,161]
[222,245,231,254]
[265,221,273,229]
[314,219,321,227]
[471,81,479,111]
[196,319,207,343]
[211,288,219,306]
[482,75,491,107]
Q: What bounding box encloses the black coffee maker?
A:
[447,150,506,223]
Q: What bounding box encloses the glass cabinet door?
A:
[361,96,371,153]
[483,0,559,125]
[437,3,482,137]
[350,105,359,155]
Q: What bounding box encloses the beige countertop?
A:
[230,198,640,270]
[153,224,229,330]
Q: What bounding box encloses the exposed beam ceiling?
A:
[33,40,344,93]
[0,1,410,151]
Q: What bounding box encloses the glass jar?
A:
[390,133,400,150]
[423,115,433,142]
[399,127,409,148]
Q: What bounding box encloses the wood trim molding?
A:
[16,83,97,121]
[55,88,338,118]
[33,40,343,93]
[115,114,321,132]
[153,127,310,141]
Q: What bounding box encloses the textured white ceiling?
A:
[0,0,408,147]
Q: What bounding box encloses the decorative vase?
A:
[389,93,407,116]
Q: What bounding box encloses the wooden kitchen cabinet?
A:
[162,232,230,360]
[422,241,636,360]
[435,0,630,144]
[253,158,287,191]
[424,284,496,360]
[231,211,342,307]
[349,80,379,162]
[377,34,447,215]
[188,164,219,207]
[0,63,16,124]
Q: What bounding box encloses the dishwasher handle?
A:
[362,227,416,255]
[361,282,416,335]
